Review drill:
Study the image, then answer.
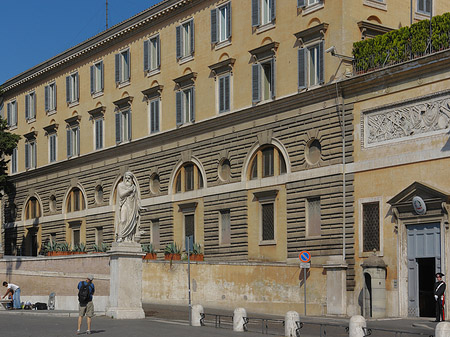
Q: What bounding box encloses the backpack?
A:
[33,302,48,310]
[78,282,91,304]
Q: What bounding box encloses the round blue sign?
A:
[299,251,311,263]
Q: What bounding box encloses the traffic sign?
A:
[300,262,310,269]
[299,251,311,263]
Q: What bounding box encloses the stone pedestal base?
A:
[324,257,348,316]
[106,242,145,319]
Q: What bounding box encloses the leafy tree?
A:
[0,86,20,194]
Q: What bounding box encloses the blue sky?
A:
[1,0,160,85]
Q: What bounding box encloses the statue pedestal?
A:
[106,242,145,319]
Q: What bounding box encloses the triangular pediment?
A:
[388,182,449,206]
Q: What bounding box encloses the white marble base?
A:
[106,307,145,319]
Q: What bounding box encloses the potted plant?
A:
[142,243,157,260]
[43,241,57,256]
[164,242,181,261]
[72,243,87,254]
[189,243,204,261]
[58,242,70,255]
[92,243,109,253]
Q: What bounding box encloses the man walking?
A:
[2,281,21,309]
[77,275,95,334]
[434,272,446,322]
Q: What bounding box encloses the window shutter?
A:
[219,77,225,112]
[45,86,49,111]
[190,20,195,55]
[224,75,230,111]
[66,75,71,102]
[298,0,306,7]
[190,87,195,122]
[99,119,103,149]
[6,103,11,126]
[156,36,161,68]
[176,26,181,59]
[252,64,261,104]
[270,0,276,22]
[127,110,132,141]
[154,100,159,132]
[33,142,37,168]
[90,65,95,94]
[176,91,182,125]
[100,62,104,91]
[319,41,325,84]
[75,73,79,101]
[144,39,150,71]
[25,143,30,169]
[150,101,155,133]
[125,51,130,81]
[32,94,36,118]
[252,0,260,27]
[115,53,120,83]
[211,8,218,44]
[270,58,276,99]
[25,95,30,120]
[226,3,232,39]
[50,135,56,162]
[67,129,72,157]
[298,48,307,89]
[115,112,122,143]
[14,103,17,125]
[95,120,100,149]
[76,128,80,155]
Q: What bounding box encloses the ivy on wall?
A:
[353,12,450,72]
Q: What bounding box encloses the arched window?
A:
[248,145,287,180]
[66,187,86,212]
[25,197,41,219]
[174,162,204,193]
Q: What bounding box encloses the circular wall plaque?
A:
[412,196,426,215]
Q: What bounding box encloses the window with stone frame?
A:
[306,197,321,237]
[66,187,86,213]
[174,162,204,193]
[25,197,41,220]
[362,202,380,252]
[248,145,287,180]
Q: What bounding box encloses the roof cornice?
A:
[2,0,197,93]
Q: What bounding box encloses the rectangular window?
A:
[115,109,132,143]
[115,49,131,84]
[185,214,195,240]
[94,118,104,150]
[417,0,431,14]
[211,3,231,44]
[11,147,17,174]
[95,227,103,245]
[25,141,36,170]
[144,35,160,73]
[298,41,324,89]
[66,72,79,104]
[90,61,104,94]
[176,20,194,60]
[25,92,36,121]
[49,133,57,163]
[252,59,275,104]
[176,87,195,126]
[218,74,230,113]
[252,0,275,27]
[261,203,274,241]
[72,228,80,247]
[363,202,380,252]
[45,82,57,112]
[219,210,231,245]
[6,100,18,127]
[67,126,80,158]
[306,197,321,237]
[149,98,160,134]
[151,219,160,249]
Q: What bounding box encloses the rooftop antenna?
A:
[106,0,109,30]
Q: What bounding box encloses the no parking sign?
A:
[299,251,311,268]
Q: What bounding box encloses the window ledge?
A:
[146,68,161,77]
[256,22,275,34]
[9,125,17,131]
[259,240,276,246]
[92,91,104,99]
[68,101,79,108]
[302,2,324,15]
[47,109,57,116]
[26,118,36,124]
[414,11,431,21]
[214,39,232,51]
[178,55,194,65]
[118,80,131,89]
[363,0,387,11]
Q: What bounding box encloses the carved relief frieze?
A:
[363,91,450,147]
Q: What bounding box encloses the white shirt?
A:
[7,283,19,291]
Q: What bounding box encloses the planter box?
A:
[189,254,204,261]
[164,253,181,261]
[143,253,157,260]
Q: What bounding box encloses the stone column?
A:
[106,242,145,319]
[323,257,348,316]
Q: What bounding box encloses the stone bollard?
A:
[191,304,204,327]
[285,311,300,337]
[436,322,450,337]
[233,307,247,332]
[349,315,367,337]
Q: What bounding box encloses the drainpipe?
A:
[410,0,413,26]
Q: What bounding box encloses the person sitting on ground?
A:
[2,282,21,309]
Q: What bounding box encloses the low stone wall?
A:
[0,254,110,311]
[142,260,327,316]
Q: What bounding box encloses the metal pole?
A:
[410,0,413,26]
[188,237,192,326]
[429,0,433,53]
[304,267,307,316]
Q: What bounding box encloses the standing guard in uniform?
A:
[434,272,446,322]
